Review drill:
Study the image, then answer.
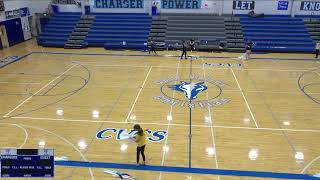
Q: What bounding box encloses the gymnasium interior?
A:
[0,0,320,179]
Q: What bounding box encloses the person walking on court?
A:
[131,124,146,165]
[244,40,252,60]
[180,40,188,59]
[315,41,320,59]
[148,38,157,55]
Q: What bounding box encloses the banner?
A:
[5,7,30,19]
[20,7,30,17]
[300,1,320,11]
[278,1,289,10]
[161,0,201,9]
[94,0,144,8]
[233,1,255,10]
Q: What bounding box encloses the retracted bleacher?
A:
[297,15,320,43]
[239,15,315,52]
[37,12,81,47]
[86,13,152,49]
[163,13,227,51]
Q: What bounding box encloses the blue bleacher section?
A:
[86,13,151,49]
[37,13,81,47]
[239,15,315,52]
[295,15,320,18]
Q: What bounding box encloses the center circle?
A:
[160,77,223,103]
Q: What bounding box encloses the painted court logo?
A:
[154,76,229,109]
[168,81,207,100]
[96,128,167,142]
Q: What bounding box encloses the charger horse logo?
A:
[168,81,208,100]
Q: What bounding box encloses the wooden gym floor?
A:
[0,39,319,179]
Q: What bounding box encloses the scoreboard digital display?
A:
[0,149,54,177]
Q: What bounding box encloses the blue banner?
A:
[300,1,320,11]
[19,7,30,17]
[278,1,289,10]
[233,1,255,10]
[94,0,144,8]
[161,0,201,9]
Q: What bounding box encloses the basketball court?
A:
[0,40,320,179]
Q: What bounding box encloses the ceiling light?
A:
[248,148,258,160]
[78,140,87,150]
[162,145,169,153]
[92,110,99,119]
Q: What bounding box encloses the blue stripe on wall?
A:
[55,160,318,179]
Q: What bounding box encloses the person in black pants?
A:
[130,124,146,165]
[148,38,157,55]
[180,40,187,59]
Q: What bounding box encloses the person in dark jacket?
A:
[148,38,157,55]
[180,40,188,59]
[248,10,264,18]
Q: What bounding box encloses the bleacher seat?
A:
[239,15,315,52]
[85,13,151,49]
[37,13,81,47]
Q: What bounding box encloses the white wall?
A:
[37,0,320,16]
[3,0,29,11]
[29,0,51,14]
[57,4,81,12]
[0,0,51,36]
[3,0,50,14]
[2,0,319,20]
[0,0,30,21]
[223,0,291,15]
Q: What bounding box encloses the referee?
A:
[148,38,157,55]
[180,40,187,59]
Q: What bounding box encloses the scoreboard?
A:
[0,149,54,177]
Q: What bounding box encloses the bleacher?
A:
[298,15,320,43]
[239,15,315,52]
[86,13,152,49]
[37,13,81,47]
[163,13,226,50]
